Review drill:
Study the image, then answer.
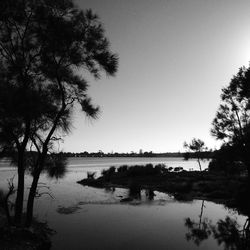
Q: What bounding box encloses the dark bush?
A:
[155,164,167,174]
[117,165,128,173]
[209,159,246,175]
[174,181,193,193]
[101,166,116,180]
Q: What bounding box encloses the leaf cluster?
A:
[211,66,250,145]
[0,0,118,176]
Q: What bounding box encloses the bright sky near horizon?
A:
[61,0,250,153]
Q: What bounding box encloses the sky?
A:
[61,0,250,153]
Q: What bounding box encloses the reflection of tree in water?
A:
[185,200,212,245]
[128,186,155,201]
[212,217,250,250]
[121,184,155,202]
[185,201,250,249]
[145,189,155,200]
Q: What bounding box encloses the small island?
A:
[77,163,249,214]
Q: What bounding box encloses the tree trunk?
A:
[197,158,202,171]
[25,172,40,227]
[14,120,30,225]
[14,155,25,225]
[25,97,65,227]
[25,151,46,227]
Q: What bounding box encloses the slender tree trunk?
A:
[25,153,46,227]
[25,172,40,227]
[14,154,25,225]
[14,120,30,225]
[197,158,202,171]
[25,90,65,227]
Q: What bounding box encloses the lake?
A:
[0,157,247,250]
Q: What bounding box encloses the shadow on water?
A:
[56,186,162,215]
[185,200,250,249]
[57,204,82,215]
[120,181,155,202]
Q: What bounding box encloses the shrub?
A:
[101,166,116,180]
[117,165,128,173]
[155,164,167,174]
[209,159,246,175]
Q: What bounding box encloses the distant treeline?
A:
[0,150,215,159]
[57,151,215,158]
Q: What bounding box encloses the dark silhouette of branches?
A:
[185,213,250,250]
[0,0,118,227]
[184,138,208,171]
[211,65,250,180]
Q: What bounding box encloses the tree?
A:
[185,200,211,246]
[211,65,250,179]
[0,0,118,227]
[184,138,207,171]
[0,75,59,224]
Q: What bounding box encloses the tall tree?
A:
[184,138,207,171]
[211,65,250,179]
[0,0,118,227]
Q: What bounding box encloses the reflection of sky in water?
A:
[0,157,247,250]
[66,156,210,172]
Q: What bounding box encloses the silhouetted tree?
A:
[208,144,246,174]
[0,0,118,227]
[184,138,207,171]
[211,65,250,180]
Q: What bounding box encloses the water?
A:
[66,156,209,172]
[0,157,248,250]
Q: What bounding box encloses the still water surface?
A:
[0,157,247,250]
